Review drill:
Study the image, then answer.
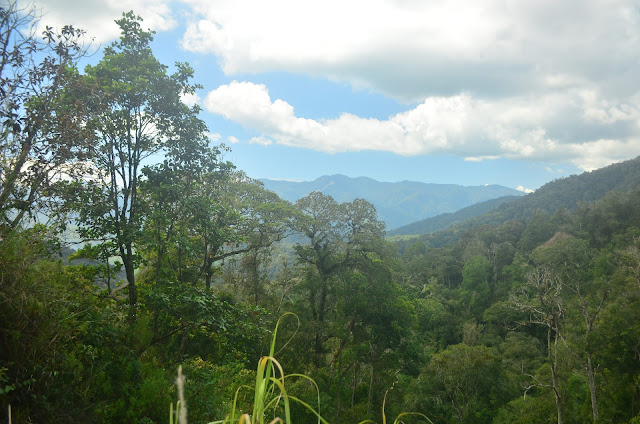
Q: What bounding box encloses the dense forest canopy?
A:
[1,4,639,424]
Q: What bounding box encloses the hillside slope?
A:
[410,156,640,246]
[387,195,520,236]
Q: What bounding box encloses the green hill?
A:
[407,156,640,247]
[387,195,521,236]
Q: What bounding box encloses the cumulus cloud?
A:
[206,132,221,142]
[203,81,640,170]
[516,186,535,194]
[22,0,176,44]
[249,137,273,146]
[181,92,201,107]
[180,0,640,102]
[28,0,640,172]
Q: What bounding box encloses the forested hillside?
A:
[1,5,639,424]
[395,156,640,249]
[388,195,521,237]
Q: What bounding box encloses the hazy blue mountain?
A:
[259,174,524,230]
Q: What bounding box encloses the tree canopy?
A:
[1,5,640,424]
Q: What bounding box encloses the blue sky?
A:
[26,0,640,191]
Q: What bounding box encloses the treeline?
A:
[1,4,640,424]
[396,156,640,246]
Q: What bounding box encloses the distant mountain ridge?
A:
[400,156,640,244]
[259,174,524,230]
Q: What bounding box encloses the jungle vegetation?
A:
[1,4,639,423]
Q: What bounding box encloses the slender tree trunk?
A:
[205,268,213,289]
[314,280,328,366]
[587,353,599,422]
[251,250,260,306]
[155,230,165,282]
[335,341,344,423]
[549,323,563,424]
[352,363,358,408]
[367,363,375,417]
[122,244,137,308]
[177,246,184,283]
[178,327,189,361]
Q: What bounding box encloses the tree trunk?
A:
[155,234,165,282]
[205,267,213,290]
[314,280,328,366]
[352,363,358,408]
[367,363,375,417]
[123,244,137,309]
[335,341,344,423]
[549,323,564,424]
[587,353,599,422]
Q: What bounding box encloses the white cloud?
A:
[516,185,535,194]
[545,166,566,174]
[180,0,640,102]
[26,0,640,173]
[206,132,221,142]
[181,92,201,107]
[203,81,640,170]
[249,137,273,146]
[464,156,500,162]
[227,136,240,144]
[580,90,640,125]
[22,0,176,44]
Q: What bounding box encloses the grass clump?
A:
[171,313,432,424]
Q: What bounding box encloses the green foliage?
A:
[139,280,267,365]
[3,4,640,423]
[67,11,213,307]
[460,255,492,318]
[408,344,507,424]
[181,358,254,424]
[204,314,328,424]
[0,228,141,422]
[493,395,557,424]
[406,157,640,249]
[0,0,91,229]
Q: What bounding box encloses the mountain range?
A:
[391,156,640,249]
[259,174,524,230]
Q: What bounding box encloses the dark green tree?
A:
[409,344,505,423]
[69,12,208,310]
[293,192,385,366]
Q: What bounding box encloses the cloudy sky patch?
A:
[203,81,640,170]
[20,0,640,188]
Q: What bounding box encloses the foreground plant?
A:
[171,313,432,424]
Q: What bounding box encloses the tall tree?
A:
[410,344,504,424]
[511,266,566,424]
[0,1,89,229]
[531,236,605,422]
[293,192,385,365]
[140,164,296,291]
[138,146,234,285]
[70,12,208,309]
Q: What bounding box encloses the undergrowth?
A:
[170,313,433,424]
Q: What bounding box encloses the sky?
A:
[22,0,640,192]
